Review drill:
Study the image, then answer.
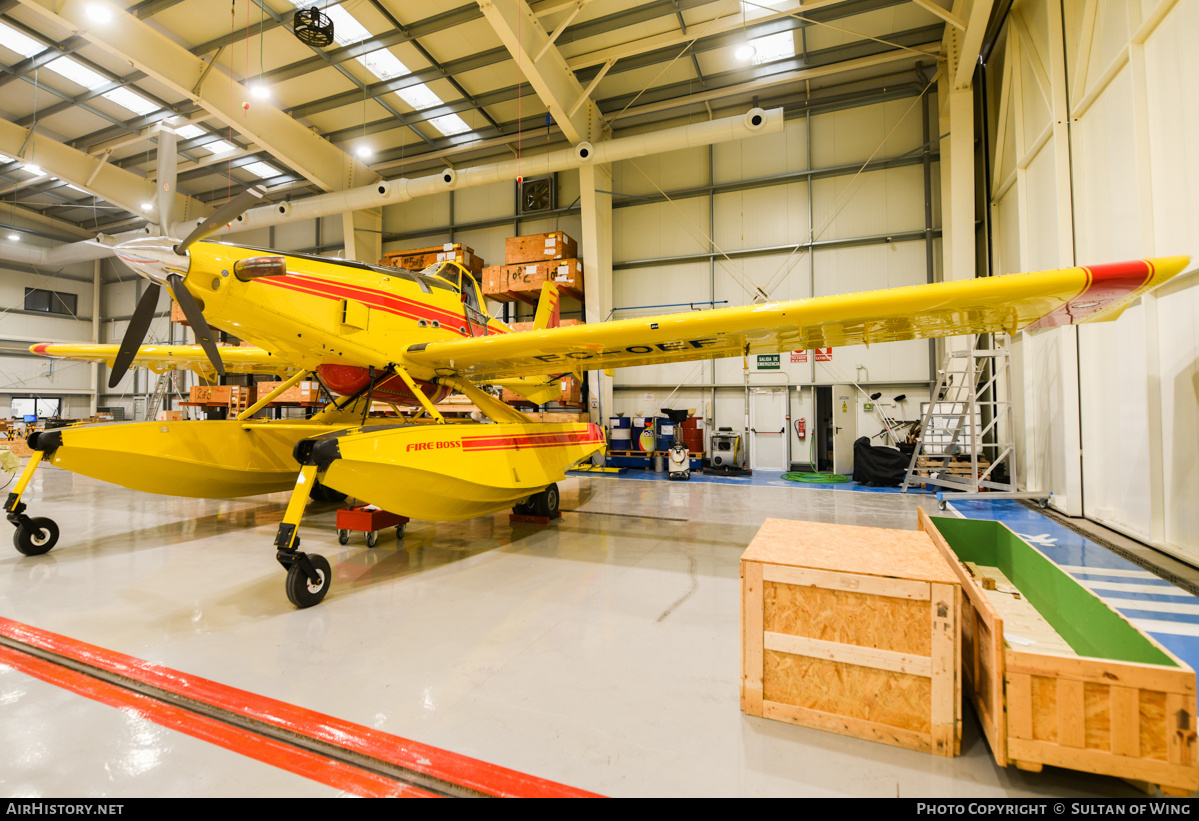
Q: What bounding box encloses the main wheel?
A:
[13,517,59,556]
[309,480,348,504]
[512,497,536,515]
[286,554,331,608]
[365,530,378,548]
[532,483,559,518]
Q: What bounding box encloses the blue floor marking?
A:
[946,498,1199,674]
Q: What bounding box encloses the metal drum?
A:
[608,416,631,451]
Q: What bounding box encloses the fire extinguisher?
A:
[795,418,806,439]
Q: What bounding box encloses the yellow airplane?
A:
[5,186,1190,606]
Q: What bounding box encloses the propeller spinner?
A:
[107,185,266,388]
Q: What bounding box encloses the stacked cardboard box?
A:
[380,243,484,276]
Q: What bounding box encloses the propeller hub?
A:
[112,236,189,286]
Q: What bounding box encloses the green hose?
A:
[782,472,850,484]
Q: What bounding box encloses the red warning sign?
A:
[791,348,833,363]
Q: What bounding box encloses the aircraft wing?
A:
[404,257,1189,381]
[29,343,295,376]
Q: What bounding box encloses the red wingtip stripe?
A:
[1025,259,1153,330]
[31,344,50,353]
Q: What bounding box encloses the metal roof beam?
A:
[476,0,604,144]
[14,0,375,194]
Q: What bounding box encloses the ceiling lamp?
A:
[7,233,19,241]
[355,146,373,159]
[293,7,334,48]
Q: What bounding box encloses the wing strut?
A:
[393,366,446,424]
[438,375,533,425]
[236,370,312,421]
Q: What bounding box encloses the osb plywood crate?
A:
[741,518,961,757]
[505,231,577,265]
[920,510,1198,795]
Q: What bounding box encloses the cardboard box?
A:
[741,517,962,757]
[505,231,577,265]
[922,510,1198,794]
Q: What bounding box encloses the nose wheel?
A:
[284,552,331,608]
[13,516,59,556]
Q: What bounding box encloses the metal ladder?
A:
[146,371,172,421]
[901,335,1049,509]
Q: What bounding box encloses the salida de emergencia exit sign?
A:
[756,354,780,369]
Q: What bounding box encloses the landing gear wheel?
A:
[309,480,348,504]
[365,530,378,548]
[512,498,536,515]
[395,523,406,539]
[13,517,59,556]
[532,483,559,518]
[285,554,330,608]
[337,529,350,545]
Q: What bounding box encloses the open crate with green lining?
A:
[919,509,1198,795]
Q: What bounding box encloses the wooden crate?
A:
[505,259,584,299]
[189,385,250,405]
[506,319,583,332]
[505,231,577,265]
[254,380,323,404]
[741,518,961,756]
[381,243,483,276]
[920,510,1198,794]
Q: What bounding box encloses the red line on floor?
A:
[0,618,600,798]
[0,646,430,797]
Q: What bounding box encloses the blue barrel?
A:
[608,416,631,451]
[654,417,677,451]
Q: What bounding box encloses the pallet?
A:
[922,510,1198,794]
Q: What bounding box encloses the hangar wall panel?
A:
[988,0,1199,562]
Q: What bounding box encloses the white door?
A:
[832,385,857,476]
[750,388,787,471]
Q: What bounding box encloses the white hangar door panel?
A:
[750,388,787,471]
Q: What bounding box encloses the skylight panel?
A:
[0,21,45,59]
[175,124,206,139]
[396,83,441,111]
[281,1,472,138]
[45,56,108,90]
[204,139,237,155]
[429,114,471,136]
[750,31,796,66]
[243,161,279,179]
[102,87,159,116]
[359,48,409,81]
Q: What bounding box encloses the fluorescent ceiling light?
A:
[243,161,279,178]
[0,21,45,58]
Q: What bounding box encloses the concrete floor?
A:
[0,463,1171,797]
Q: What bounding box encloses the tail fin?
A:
[532,281,561,330]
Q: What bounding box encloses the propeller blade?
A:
[168,274,225,379]
[108,283,161,389]
[174,184,266,255]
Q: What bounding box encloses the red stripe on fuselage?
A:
[1026,260,1154,329]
